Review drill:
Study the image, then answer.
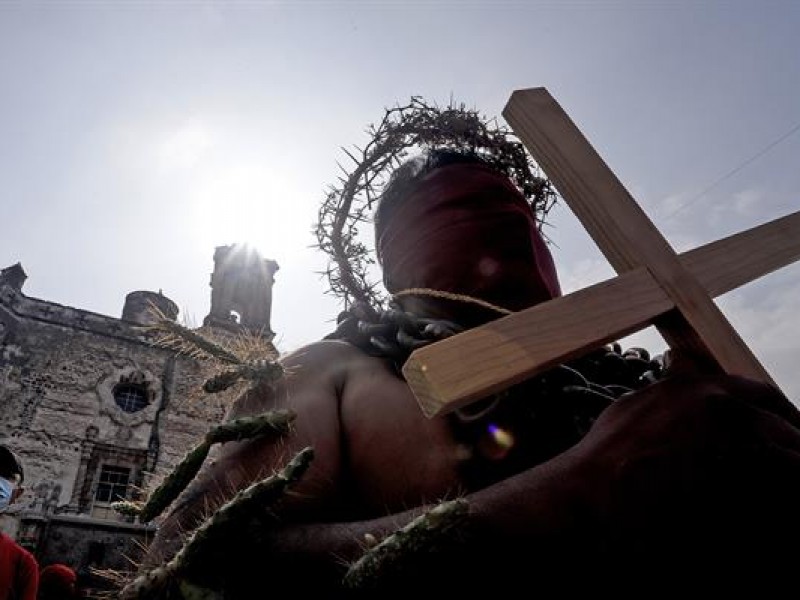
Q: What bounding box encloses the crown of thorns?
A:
[314,97,557,313]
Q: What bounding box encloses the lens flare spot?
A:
[477,257,499,278]
[488,424,515,450]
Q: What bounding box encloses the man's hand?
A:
[563,361,800,585]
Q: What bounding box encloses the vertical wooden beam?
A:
[503,88,773,384]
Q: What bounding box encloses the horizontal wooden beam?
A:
[682,210,800,298]
[404,210,800,417]
[404,268,670,418]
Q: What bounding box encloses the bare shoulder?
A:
[216,339,390,489]
[280,338,379,380]
[229,339,377,418]
[157,340,378,529]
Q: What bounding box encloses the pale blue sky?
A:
[1,1,799,398]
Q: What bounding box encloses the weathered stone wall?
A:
[0,247,278,590]
[0,282,230,573]
[35,515,156,593]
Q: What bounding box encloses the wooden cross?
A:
[403,87,800,418]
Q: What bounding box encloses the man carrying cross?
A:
[141,98,800,596]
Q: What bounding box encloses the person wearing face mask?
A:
[0,445,38,600]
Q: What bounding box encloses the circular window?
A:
[113,384,149,413]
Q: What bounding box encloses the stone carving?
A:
[30,481,62,514]
[95,367,161,441]
[0,250,243,575]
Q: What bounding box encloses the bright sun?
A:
[157,120,310,262]
[189,163,308,262]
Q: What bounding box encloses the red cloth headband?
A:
[377,163,561,312]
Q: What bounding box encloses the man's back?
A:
[147,339,467,549]
[223,339,465,518]
[338,341,467,513]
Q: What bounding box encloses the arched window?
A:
[112,384,148,413]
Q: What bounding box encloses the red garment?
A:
[38,564,76,600]
[378,163,561,313]
[0,533,38,600]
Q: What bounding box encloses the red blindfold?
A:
[377,163,561,312]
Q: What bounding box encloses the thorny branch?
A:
[313,97,558,312]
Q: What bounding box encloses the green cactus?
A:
[118,447,314,600]
[203,359,284,393]
[205,409,294,445]
[178,580,222,600]
[343,498,469,589]
[133,410,295,523]
[173,446,313,571]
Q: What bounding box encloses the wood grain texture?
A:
[402,160,800,416]
[405,268,673,418]
[682,210,800,298]
[503,87,772,384]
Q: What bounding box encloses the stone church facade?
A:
[0,246,278,588]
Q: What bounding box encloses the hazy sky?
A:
[1,1,799,399]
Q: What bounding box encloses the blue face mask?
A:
[0,477,15,511]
